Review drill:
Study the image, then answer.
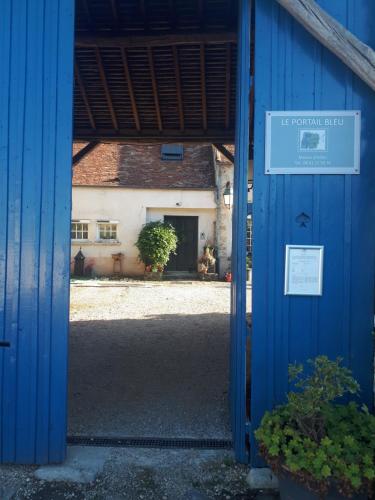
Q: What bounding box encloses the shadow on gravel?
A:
[68,313,232,440]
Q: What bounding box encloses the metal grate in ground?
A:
[67,435,233,450]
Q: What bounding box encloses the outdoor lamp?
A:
[223,182,233,209]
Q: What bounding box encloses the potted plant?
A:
[135,221,178,279]
[255,356,375,500]
[198,245,216,279]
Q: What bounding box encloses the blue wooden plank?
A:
[230,0,251,464]
[251,0,375,467]
[0,0,75,464]
[48,0,75,463]
[0,0,12,464]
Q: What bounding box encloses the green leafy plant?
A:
[255,356,375,497]
[135,221,178,272]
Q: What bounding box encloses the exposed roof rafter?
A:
[95,47,119,131]
[148,47,163,132]
[121,48,141,132]
[75,32,237,49]
[72,141,100,166]
[172,46,184,131]
[75,60,96,130]
[213,144,234,163]
[200,44,207,131]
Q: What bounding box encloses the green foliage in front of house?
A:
[255,356,375,498]
[135,221,178,271]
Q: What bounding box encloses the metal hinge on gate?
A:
[0,341,10,348]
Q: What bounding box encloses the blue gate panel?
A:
[0,0,75,464]
[230,0,251,464]
[251,0,375,466]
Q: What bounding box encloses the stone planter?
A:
[144,271,163,281]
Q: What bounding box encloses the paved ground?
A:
[69,279,251,439]
[0,280,273,499]
[0,446,277,499]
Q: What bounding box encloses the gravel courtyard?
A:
[68,280,243,440]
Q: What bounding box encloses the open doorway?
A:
[68,143,235,441]
[68,0,252,458]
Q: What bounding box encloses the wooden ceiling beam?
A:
[72,141,100,166]
[172,46,184,131]
[200,44,207,131]
[74,60,96,130]
[74,128,235,143]
[213,144,234,163]
[75,31,237,48]
[121,48,141,132]
[224,43,231,130]
[95,47,119,131]
[148,47,163,132]
[276,0,375,92]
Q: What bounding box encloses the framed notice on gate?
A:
[284,245,324,296]
[265,110,361,174]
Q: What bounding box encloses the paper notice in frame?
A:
[284,245,324,296]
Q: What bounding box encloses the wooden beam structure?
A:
[172,46,184,131]
[213,143,235,163]
[225,43,231,129]
[148,47,163,132]
[75,32,237,49]
[74,60,96,130]
[275,0,375,91]
[72,141,99,166]
[121,48,141,132]
[95,47,119,131]
[74,128,235,143]
[200,44,207,131]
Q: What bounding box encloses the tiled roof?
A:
[72,143,216,190]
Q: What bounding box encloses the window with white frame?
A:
[71,221,89,240]
[97,221,118,241]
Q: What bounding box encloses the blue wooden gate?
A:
[251,0,375,467]
[230,0,251,464]
[0,0,75,463]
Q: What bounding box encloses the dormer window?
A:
[161,144,184,161]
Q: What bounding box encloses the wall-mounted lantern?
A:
[223,182,233,209]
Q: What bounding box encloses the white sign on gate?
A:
[284,245,324,296]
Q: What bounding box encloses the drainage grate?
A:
[67,436,232,450]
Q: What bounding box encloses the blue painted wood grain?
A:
[230,0,251,464]
[251,0,375,466]
[0,0,75,464]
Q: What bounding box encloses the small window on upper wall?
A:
[97,221,118,241]
[71,221,89,240]
[161,144,184,161]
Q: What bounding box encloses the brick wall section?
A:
[73,143,216,189]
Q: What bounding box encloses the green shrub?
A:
[135,221,178,271]
[255,356,375,497]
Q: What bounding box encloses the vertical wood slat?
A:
[0,0,75,464]
[230,0,251,464]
